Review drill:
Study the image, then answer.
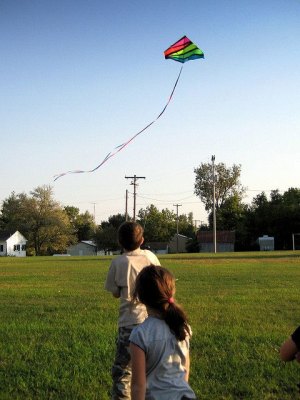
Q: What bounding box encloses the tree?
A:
[64,206,96,241]
[0,186,75,255]
[252,192,268,209]
[282,188,300,207]
[194,162,245,212]
[94,213,126,252]
[95,206,195,250]
[64,206,80,227]
[210,193,246,231]
[137,205,194,243]
[27,186,75,255]
[0,192,31,233]
[185,234,200,253]
[178,212,195,238]
[237,188,300,250]
[137,205,176,242]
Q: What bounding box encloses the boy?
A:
[105,221,160,400]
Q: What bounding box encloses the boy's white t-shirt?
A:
[129,316,196,400]
[104,249,160,327]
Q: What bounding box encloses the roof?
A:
[258,235,274,241]
[197,230,235,244]
[172,233,190,239]
[81,240,97,247]
[0,230,27,241]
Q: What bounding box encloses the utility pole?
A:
[125,189,128,221]
[91,202,96,223]
[125,175,146,221]
[212,155,217,253]
[173,203,182,253]
[193,219,201,231]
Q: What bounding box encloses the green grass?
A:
[1,252,300,399]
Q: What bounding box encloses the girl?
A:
[129,265,196,400]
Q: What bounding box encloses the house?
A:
[0,231,27,257]
[197,230,235,252]
[67,241,97,256]
[258,235,274,251]
[168,234,190,253]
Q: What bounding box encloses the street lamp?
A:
[212,155,217,253]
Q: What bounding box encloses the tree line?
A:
[94,205,197,253]
[1,162,299,254]
[0,186,97,255]
[194,162,300,250]
[0,186,196,255]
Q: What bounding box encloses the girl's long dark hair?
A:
[132,265,190,341]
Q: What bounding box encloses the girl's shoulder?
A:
[141,315,166,328]
[130,317,167,346]
[136,316,169,337]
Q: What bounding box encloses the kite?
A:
[164,35,204,63]
[54,36,204,181]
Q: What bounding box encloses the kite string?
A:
[54,65,184,181]
[156,65,183,120]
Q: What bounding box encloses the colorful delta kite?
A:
[164,36,204,63]
[54,36,204,181]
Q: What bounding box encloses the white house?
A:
[0,231,27,257]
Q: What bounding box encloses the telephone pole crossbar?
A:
[125,175,146,221]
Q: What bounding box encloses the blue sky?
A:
[1,0,299,224]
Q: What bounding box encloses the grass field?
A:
[1,252,300,399]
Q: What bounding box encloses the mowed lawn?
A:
[1,252,300,399]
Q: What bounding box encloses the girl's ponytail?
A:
[164,298,190,341]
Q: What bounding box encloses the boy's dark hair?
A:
[118,221,144,251]
[132,265,190,341]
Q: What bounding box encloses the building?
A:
[197,230,235,253]
[67,241,97,256]
[258,235,274,251]
[0,231,27,257]
[168,234,190,253]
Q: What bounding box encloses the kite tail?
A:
[54,66,184,181]
[156,65,183,119]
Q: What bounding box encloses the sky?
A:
[1,0,299,226]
